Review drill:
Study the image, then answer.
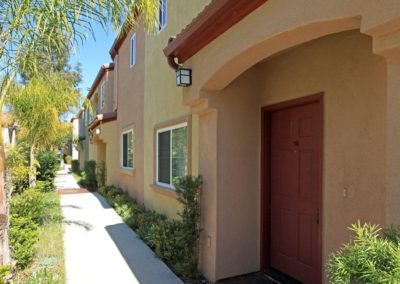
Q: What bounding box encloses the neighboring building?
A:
[73,0,400,283]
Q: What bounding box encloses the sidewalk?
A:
[59,170,183,284]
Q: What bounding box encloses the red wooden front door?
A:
[264,95,322,283]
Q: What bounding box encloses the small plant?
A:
[96,161,106,188]
[10,165,30,194]
[327,221,400,283]
[71,159,80,173]
[9,215,39,268]
[0,264,12,283]
[37,151,58,182]
[26,268,61,284]
[98,176,203,279]
[35,180,55,193]
[11,189,46,224]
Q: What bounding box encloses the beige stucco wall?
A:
[142,0,210,216]
[196,30,387,282]
[94,120,119,186]
[112,26,146,203]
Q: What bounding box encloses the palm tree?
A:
[0,0,158,264]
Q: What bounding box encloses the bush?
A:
[71,160,80,173]
[99,176,203,279]
[83,160,96,188]
[37,151,58,182]
[65,155,72,165]
[9,215,39,268]
[327,221,400,283]
[11,189,46,224]
[96,161,106,188]
[10,165,30,194]
[0,264,12,283]
[35,180,55,193]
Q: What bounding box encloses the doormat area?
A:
[58,188,90,194]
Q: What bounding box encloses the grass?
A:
[13,191,65,284]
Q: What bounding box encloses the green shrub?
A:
[35,180,55,193]
[0,264,12,283]
[96,161,106,188]
[327,221,400,283]
[71,160,80,173]
[6,146,28,169]
[10,165,30,194]
[37,151,58,182]
[11,189,46,224]
[383,225,400,246]
[83,160,96,188]
[9,215,39,268]
[98,176,203,279]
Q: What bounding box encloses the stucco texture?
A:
[195,30,387,281]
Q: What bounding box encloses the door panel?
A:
[267,100,321,284]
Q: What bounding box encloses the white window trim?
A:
[155,122,187,189]
[99,81,105,110]
[157,0,167,34]
[130,33,136,67]
[120,129,135,170]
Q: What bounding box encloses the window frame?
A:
[157,0,167,33]
[155,122,188,189]
[99,81,106,110]
[130,33,136,67]
[120,129,135,170]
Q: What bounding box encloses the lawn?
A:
[12,191,65,283]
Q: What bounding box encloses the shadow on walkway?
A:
[105,223,183,284]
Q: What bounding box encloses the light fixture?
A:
[95,128,101,135]
[176,68,192,87]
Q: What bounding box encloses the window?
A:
[158,0,167,32]
[121,129,134,169]
[99,81,105,110]
[156,123,187,187]
[130,33,136,67]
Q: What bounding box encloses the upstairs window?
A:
[99,81,105,110]
[121,129,134,169]
[158,0,167,32]
[130,33,136,67]
[156,123,187,188]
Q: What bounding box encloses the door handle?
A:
[316,208,320,224]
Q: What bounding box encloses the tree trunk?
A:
[29,146,36,188]
[0,108,10,265]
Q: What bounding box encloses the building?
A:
[74,1,400,283]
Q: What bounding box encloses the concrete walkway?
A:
[59,170,183,284]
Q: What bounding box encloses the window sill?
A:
[120,167,136,176]
[150,183,176,199]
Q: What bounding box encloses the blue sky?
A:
[70,23,117,99]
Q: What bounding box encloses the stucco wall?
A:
[113,26,146,203]
[142,0,210,217]
[259,30,387,264]
[204,30,387,281]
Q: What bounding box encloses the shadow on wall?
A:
[105,223,182,284]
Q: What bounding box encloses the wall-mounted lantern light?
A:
[95,128,101,135]
[176,68,192,87]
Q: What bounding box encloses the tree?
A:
[0,0,158,264]
[9,72,80,186]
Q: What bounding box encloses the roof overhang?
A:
[163,0,268,66]
[87,63,115,100]
[88,111,118,131]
